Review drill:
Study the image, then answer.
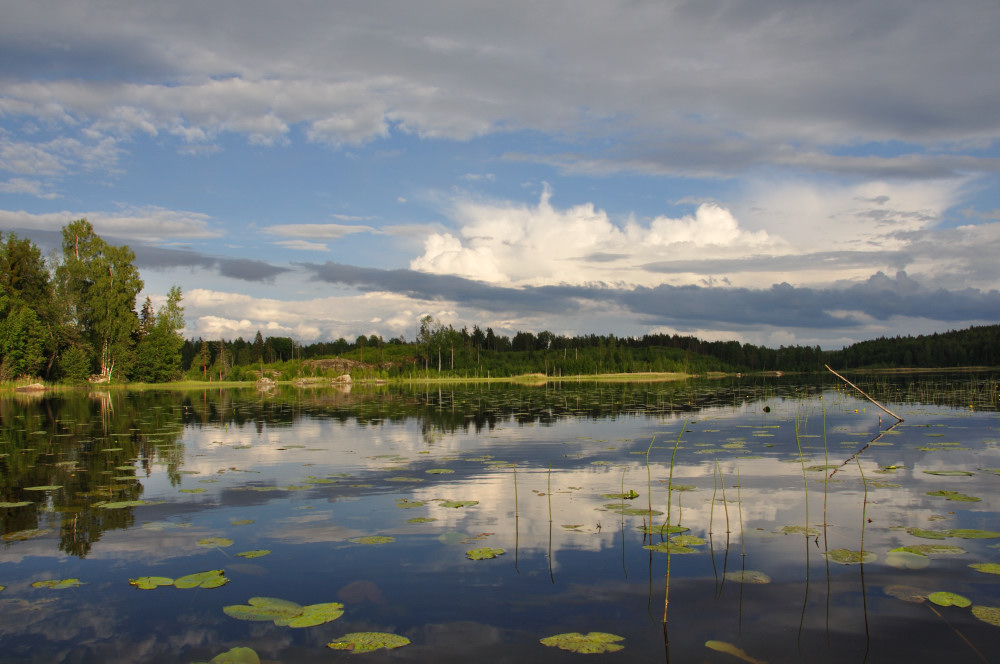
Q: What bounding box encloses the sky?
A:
[1,0,998,350]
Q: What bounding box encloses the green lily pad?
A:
[197,537,234,548]
[32,578,83,589]
[970,563,1000,575]
[174,570,229,589]
[395,499,425,509]
[179,488,207,494]
[885,550,931,570]
[349,536,395,545]
[24,485,62,491]
[425,468,454,474]
[603,490,640,500]
[540,632,625,654]
[2,528,52,541]
[286,602,346,628]
[923,470,975,476]
[945,529,1000,539]
[99,500,154,509]
[639,524,688,535]
[386,476,424,483]
[224,597,344,628]
[193,646,261,664]
[926,490,981,502]
[644,542,697,554]
[236,549,271,559]
[603,504,663,516]
[466,547,506,560]
[327,632,411,652]
[972,606,1000,627]
[230,519,255,526]
[441,500,478,508]
[892,544,967,556]
[129,576,174,590]
[407,517,437,523]
[672,535,706,547]
[0,501,33,508]
[929,591,971,607]
[723,570,771,584]
[825,548,876,564]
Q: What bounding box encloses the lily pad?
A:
[639,524,688,535]
[884,585,927,603]
[32,578,83,589]
[224,597,344,628]
[825,548,876,564]
[672,535,706,547]
[327,632,411,652]
[466,547,506,560]
[24,485,62,491]
[603,503,663,516]
[179,488,207,494]
[193,646,260,664]
[0,501,33,508]
[441,500,478,508]
[723,570,771,584]
[892,544,967,556]
[230,519,255,526]
[972,606,1000,627]
[926,490,981,502]
[197,537,234,548]
[425,468,454,474]
[644,542,697,554]
[777,525,820,536]
[970,563,1000,575]
[2,528,52,541]
[928,591,971,608]
[407,517,437,523]
[540,632,625,654]
[922,470,975,476]
[395,499,424,509]
[174,570,229,589]
[349,536,395,545]
[236,549,271,559]
[129,576,174,590]
[602,490,639,500]
[99,500,155,509]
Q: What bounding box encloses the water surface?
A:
[1,375,998,662]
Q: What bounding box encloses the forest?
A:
[2,223,997,384]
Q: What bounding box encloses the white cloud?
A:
[0,178,60,199]
[411,188,780,287]
[274,239,330,252]
[262,223,377,239]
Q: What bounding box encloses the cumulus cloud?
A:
[411,188,779,287]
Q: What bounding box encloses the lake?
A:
[1,374,999,663]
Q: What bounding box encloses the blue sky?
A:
[2,0,998,349]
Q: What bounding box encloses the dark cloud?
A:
[642,250,913,275]
[303,262,999,333]
[620,272,1000,329]
[299,262,589,314]
[132,247,289,283]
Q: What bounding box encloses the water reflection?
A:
[0,375,998,663]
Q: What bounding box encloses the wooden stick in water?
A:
[825,365,904,422]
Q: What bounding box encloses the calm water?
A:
[1,375,999,663]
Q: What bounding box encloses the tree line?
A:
[2,223,997,383]
[1,222,184,383]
